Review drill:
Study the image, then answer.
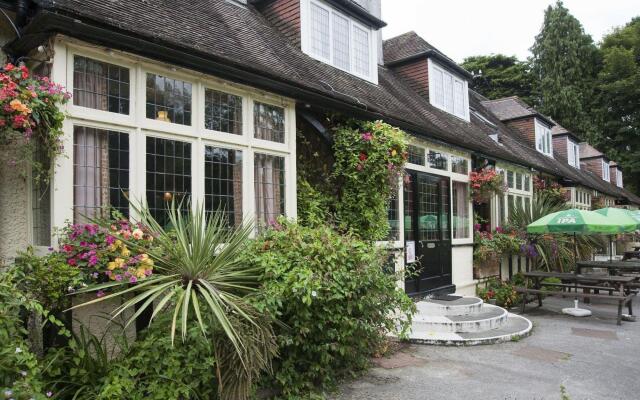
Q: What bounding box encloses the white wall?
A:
[452,245,475,296]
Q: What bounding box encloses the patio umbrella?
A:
[593,207,640,261]
[527,209,621,317]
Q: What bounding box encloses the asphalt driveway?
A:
[333,297,640,400]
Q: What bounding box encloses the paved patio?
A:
[333,297,640,400]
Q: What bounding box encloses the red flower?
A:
[358,152,368,161]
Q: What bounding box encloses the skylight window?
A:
[302,0,377,83]
[428,59,469,121]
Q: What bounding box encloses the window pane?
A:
[254,153,285,227]
[524,174,530,191]
[332,13,350,70]
[507,170,514,188]
[453,80,464,117]
[145,73,192,125]
[452,182,469,239]
[352,25,370,76]
[433,68,444,107]
[387,192,399,241]
[204,88,243,135]
[515,172,522,190]
[205,147,242,227]
[428,150,447,170]
[145,137,192,226]
[443,73,454,113]
[451,155,468,174]
[254,102,285,143]
[73,126,129,222]
[310,3,330,59]
[407,145,425,165]
[73,55,130,114]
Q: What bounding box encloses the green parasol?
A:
[594,207,640,261]
[527,209,621,235]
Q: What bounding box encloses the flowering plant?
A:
[0,63,70,184]
[58,219,155,290]
[333,120,408,240]
[469,168,505,203]
[473,225,525,262]
[533,175,566,204]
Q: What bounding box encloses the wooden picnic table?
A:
[576,260,640,275]
[516,271,636,325]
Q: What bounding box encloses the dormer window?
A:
[428,59,469,121]
[535,119,553,157]
[302,0,377,83]
[616,169,623,187]
[602,160,610,182]
[567,139,580,168]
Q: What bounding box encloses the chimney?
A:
[365,0,384,65]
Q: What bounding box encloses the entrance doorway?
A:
[404,170,453,296]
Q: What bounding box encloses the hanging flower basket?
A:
[0,63,70,184]
[469,168,505,204]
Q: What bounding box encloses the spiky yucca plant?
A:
[508,192,597,271]
[71,201,276,399]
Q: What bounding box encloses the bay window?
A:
[50,46,295,241]
[303,0,377,82]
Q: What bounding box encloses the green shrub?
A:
[249,221,414,398]
[476,277,521,308]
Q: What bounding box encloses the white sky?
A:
[381,0,640,63]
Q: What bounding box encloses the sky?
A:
[381,0,640,63]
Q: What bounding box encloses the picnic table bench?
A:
[576,260,640,274]
[516,271,636,325]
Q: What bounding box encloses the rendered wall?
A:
[452,245,475,296]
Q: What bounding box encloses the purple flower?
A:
[92,272,99,278]
[129,276,138,284]
[474,224,482,232]
[88,255,98,266]
[105,235,116,245]
[47,391,53,397]
[115,274,122,281]
[105,270,112,277]
[96,290,105,298]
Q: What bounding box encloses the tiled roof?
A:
[20,0,639,204]
[551,124,569,135]
[579,142,605,159]
[481,97,537,121]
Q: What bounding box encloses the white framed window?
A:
[48,40,297,240]
[301,0,378,83]
[616,169,623,188]
[567,138,580,168]
[573,188,591,210]
[428,59,469,121]
[496,165,532,226]
[535,119,553,157]
[602,160,610,182]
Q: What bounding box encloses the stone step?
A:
[408,313,532,346]
[415,296,483,316]
[411,304,508,333]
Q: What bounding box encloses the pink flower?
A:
[67,258,77,266]
[129,276,138,284]
[96,290,105,298]
[105,235,116,245]
[62,244,73,253]
[105,270,112,277]
[361,132,373,142]
[356,163,364,171]
[115,274,123,281]
[88,255,99,266]
[132,229,144,240]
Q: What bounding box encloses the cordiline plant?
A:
[70,200,276,400]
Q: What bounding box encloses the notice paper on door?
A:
[406,241,416,263]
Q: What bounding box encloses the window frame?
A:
[301,0,378,83]
[534,118,553,157]
[48,39,297,243]
[427,58,470,122]
[495,164,533,227]
[602,160,610,182]
[567,138,580,169]
[616,169,623,188]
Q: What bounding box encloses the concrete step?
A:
[411,304,508,333]
[408,313,532,346]
[415,296,483,316]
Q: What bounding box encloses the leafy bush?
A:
[249,221,414,398]
[332,120,407,240]
[477,277,521,308]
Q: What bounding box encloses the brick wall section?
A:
[583,158,604,179]
[505,117,535,148]
[391,59,430,99]
[257,0,301,47]
[553,136,568,163]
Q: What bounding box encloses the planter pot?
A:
[473,257,500,279]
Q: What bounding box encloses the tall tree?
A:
[462,54,534,103]
[595,17,640,194]
[529,1,601,137]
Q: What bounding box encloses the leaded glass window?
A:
[145,137,192,226]
[428,150,447,170]
[73,126,129,222]
[145,73,192,125]
[407,145,425,165]
[205,147,243,227]
[254,153,285,227]
[254,102,285,143]
[451,155,468,174]
[73,56,130,114]
[204,88,243,135]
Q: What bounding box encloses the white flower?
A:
[20,371,27,377]
[15,347,21,353]
[311,290,317,297]
[4,390,13,397]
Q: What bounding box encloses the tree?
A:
[462,54,534,103]
[529,1,601,137]
[594,17,640,193]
